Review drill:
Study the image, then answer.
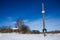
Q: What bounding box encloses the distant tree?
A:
[0,26,11,30]
[0,27,2,30]
[21,25,30,34]
[16,18,24,29]
[16,18,31,34]
[32,30,40,34]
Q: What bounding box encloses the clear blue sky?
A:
[0,0,60,31]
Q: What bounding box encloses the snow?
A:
[11,28,18,30]
[0,33,60,40]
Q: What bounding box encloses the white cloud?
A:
[23,20,29,23]
[12,21,16,24]
[0,17,16,28]
[24,19,42,31]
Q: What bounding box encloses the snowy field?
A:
[0,33,60,40]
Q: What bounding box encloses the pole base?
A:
[42,28,47,37]
[43,28,47,33]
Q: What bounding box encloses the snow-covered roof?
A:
[11,28,18,30]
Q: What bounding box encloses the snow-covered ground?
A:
[0,33,60,40]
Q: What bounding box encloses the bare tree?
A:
[21,25,30,34]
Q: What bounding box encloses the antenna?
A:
[42,2,45,13]
[42,2,47,37]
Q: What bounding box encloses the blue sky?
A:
[0,0,60,31]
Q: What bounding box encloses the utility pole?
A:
[42,2,47,37]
